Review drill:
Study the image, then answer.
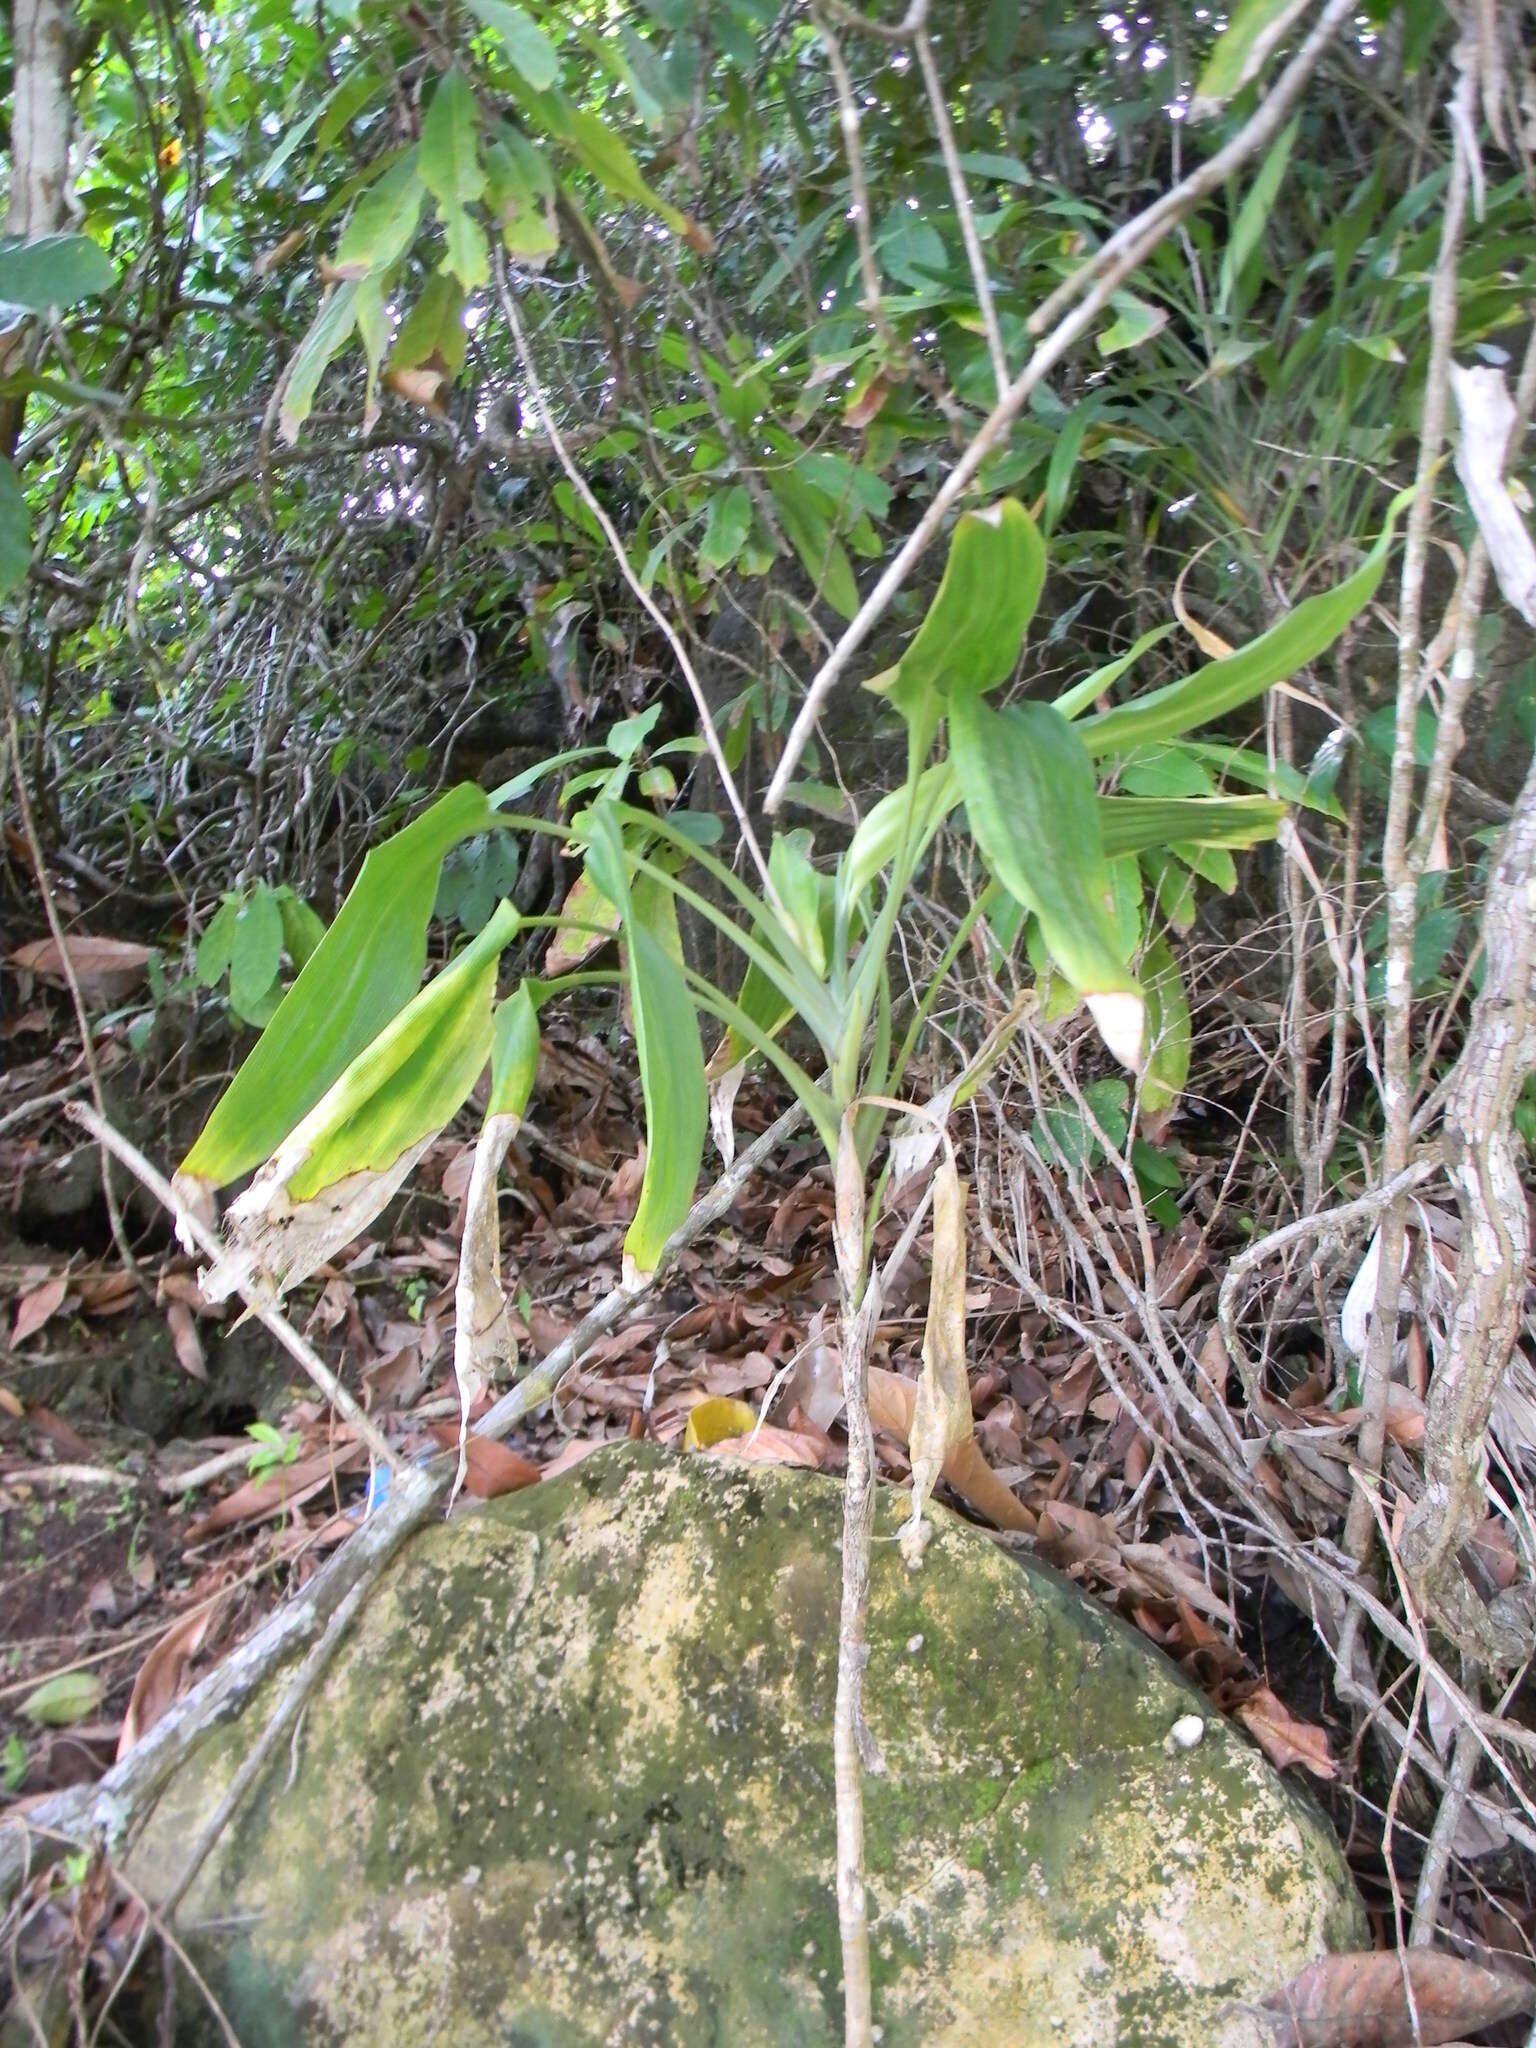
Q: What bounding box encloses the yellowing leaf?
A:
[1138,937,1192,1121]
[451,980,542,1504]
[202,902,517,1303]
[181,785,498,1189]
[685,1396,759,1450]
[279,280,359,444]
[544,864,620,973]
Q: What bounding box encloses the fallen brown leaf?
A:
[868,1366,1034,1534]
[8,934,154,1000]
[117,1601,222,1758]
[1236,1684,1337,1779]
[9,1273,69,1346]
[427,1427,539,1501]
[1260,1948,1534,2045]
[165,1301,207,1382]
[540,1437,610,1482]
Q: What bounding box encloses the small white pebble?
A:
[906,1633,925,1655]
[1166,1714,1205,1753]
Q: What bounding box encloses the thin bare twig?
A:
[913,27,1008,402]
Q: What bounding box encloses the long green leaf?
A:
[1052,622,1176,720]
[886,496,1045,704]
[950,691,1144,1069]
[180,784,498,1186]
[279,280,359,444]
[463,0,560,90]
[1097,794,1288,857]
[1139,937,1191,1118]
[290,900,516,1197]
[585,808,705,1278]
[1218,119,1297,315]
[1192,0,1310,116]
[1077,485,1416,759]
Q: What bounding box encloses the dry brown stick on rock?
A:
[0,1100,805,1907]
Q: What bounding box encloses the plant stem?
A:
[832,1114,880,2048]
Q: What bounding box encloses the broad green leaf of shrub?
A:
[950,692,1145,1070]
[335,150,424,278]
[484,135,559,261]
[21,1670,103,1727]
[195,898,240,988]
[279,279,359,444]
[421,68,490,288]
[584,806,705,1280]
[391,272,468,376]
[1078,484,1417,758]
[463,0,561,90]
[699,484,752,571]
[515,85,697,243]
[180,783,499,1187]
[0,457,29,594]
[0,234,115,312]
[275,888,327,970]
[228,886,284,1019]
[1097,291,1168,355]
[1033,1078,1130,1176]
[767,469,858,620]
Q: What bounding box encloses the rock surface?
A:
[132,1443,1365,2046]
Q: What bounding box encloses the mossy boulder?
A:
[132,1443,1364,2046]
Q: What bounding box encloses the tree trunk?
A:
[1,0,74,457]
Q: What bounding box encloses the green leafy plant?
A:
[195,882,328,1029]
[176,485,1401,2021]
[244,1421,302,1477]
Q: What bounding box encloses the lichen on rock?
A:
[130,1443,1365,2046]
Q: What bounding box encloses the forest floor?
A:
[2,899,1535,2041]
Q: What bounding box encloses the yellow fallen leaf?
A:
[685,1396,759,1451]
